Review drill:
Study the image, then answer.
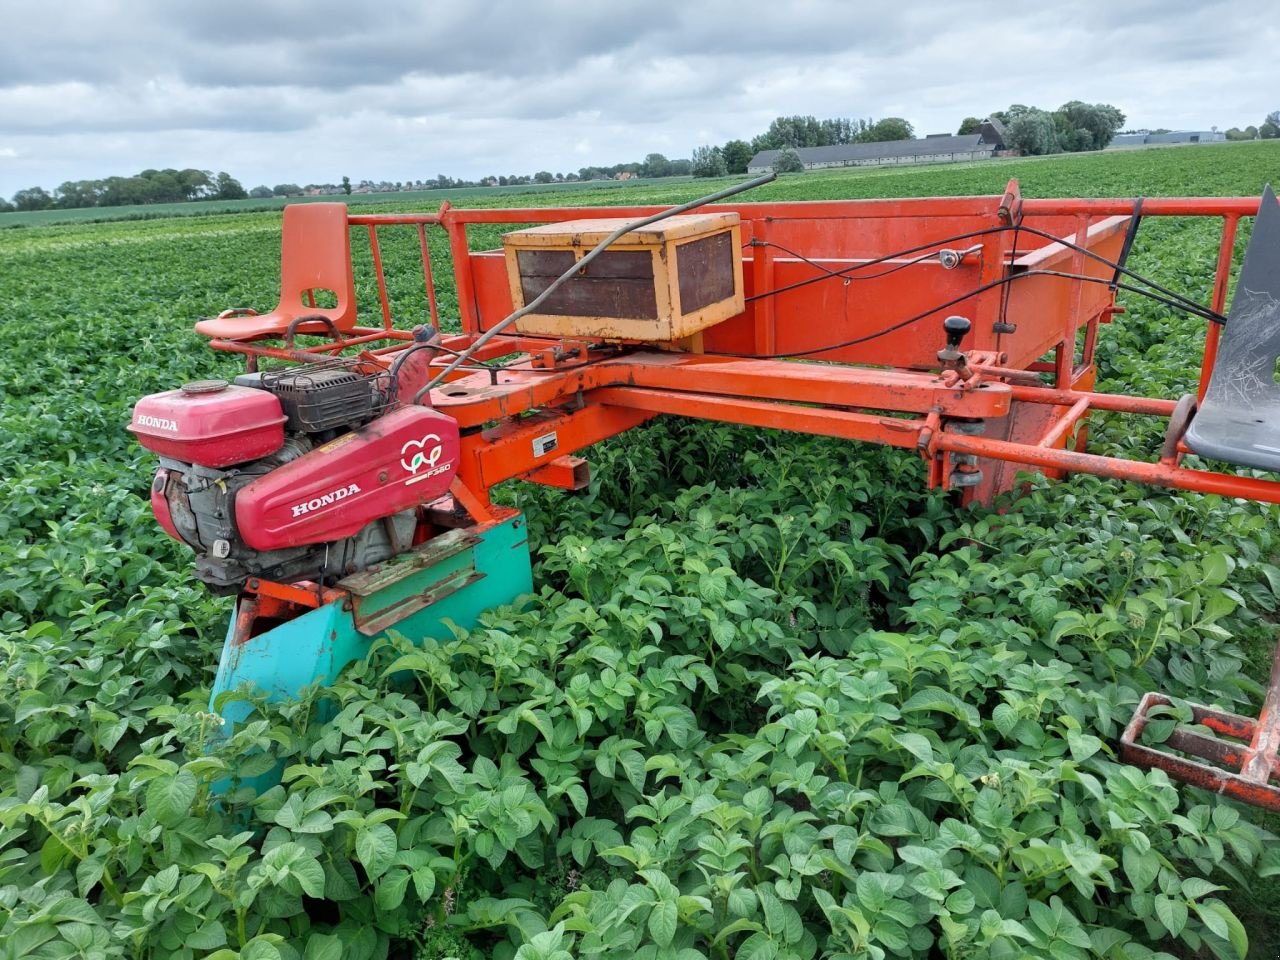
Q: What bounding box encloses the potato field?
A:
[2,142,1279,960]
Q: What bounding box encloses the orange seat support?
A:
[195,203,357,341]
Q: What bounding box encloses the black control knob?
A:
[943,315,971,350]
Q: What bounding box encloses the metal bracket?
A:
[1121,640,1280,810]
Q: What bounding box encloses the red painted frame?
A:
[208,182,1263,511]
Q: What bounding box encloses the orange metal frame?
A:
[206,181,1266,514]
[199,183,1280,809]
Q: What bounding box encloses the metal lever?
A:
[937,316,976,385]
[938,315,970,362]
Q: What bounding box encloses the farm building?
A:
[747,119,1006,173]
[1110,130,1227,148]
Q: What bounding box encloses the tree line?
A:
[690,115,917,177]
[0,169,255,213]
[985,101,1126,156]
[5,104,1271,212]
[1225,111,1280,141]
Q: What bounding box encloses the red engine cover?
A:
[130,381,286,468]
[235,406,460,551]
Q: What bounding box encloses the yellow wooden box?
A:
[501,212,744,341]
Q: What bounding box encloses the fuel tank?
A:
[235,405,460,551]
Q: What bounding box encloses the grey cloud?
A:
[0,0,1276,197]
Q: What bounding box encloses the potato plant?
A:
[1,143,1279,960]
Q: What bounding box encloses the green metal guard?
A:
[209,513,533,733]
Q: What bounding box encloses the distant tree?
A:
[1225,127,1254,141]
[757,115,827,149]
[818,118,862,145]
[957,117,983,135]
[13,186,53,211]
[249,185,274,198]
[641,153,672,178]
[1246,125,1259,139]
[1261,120,1280,140]
[0,196,13,213]
[772,148,805,174]
[668,158,693,176]
[565,172,579,181]
[99,176,150,206]
[1054,101,1125,150]
[860,117,913,142]
[272,183,302,196]
[1267,110,1280,126]
[146,171,185,203]
[533,171,555,184]
[177,169,213,200]
[53,180,99,208]
[341,175,352,195]
[214,172,248,200]
[690,145,727,178]
[721,140,753,175]
[1005,107,1060,155]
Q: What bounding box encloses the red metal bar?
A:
[1197,215,1239,402]
[933,430,1280,505]
[615,353,1011,418]
[1241,640,1280,783]
[425,196,1261,226]
[750,224,776,354]
[366,225,394,331]
[591,386,928,448]
[1008,384,1176,417]
[1054,215,1090,386]
[442,214,481,334]
[1021,198,1260,217]
[1038,396,1091,448]
[348,213,443,226]
[417,223,441,331]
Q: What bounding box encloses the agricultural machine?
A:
[129,175,1280,809]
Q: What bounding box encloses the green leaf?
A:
[1258,845,1280,878]
[375,869,411,911]
[1154,895,1188,937]
[242,940,283,960]
[992,703,1018,736]
[1195,901,1248,958]
[892,732,933,764]
[1066,731,1102,762]
[356,823,398,880]
[736,932,779,960]
[1122,845,1158,893]
[187,920,228,950]
[146,770,197,826]
[304,933,345,960]
[1180,877,1224,900]
[649,899,677,947]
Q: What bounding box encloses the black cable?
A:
[1111,198,1144,290]
[744,219,1220,326]
[743,224,1013,303]
[1010,221,1212,319]
[747,239,946,289]
[703,267,1223,360]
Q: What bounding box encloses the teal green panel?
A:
[209,513,531,729]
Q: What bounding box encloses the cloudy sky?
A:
[0,0,1276,197]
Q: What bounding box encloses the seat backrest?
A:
[1204,184,1280,406]
[277,203,357,331]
